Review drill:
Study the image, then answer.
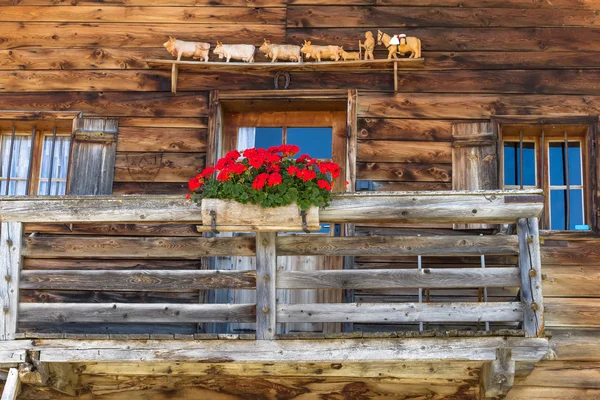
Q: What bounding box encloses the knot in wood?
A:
[262,306,269,314]
[530,302,539,311]
[6,239,12,247]
[263,274,270,282]
[528,269,537,278]
[4,275,10,282]
[3,307,9,314]
[262,239,268,246]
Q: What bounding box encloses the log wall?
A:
[2,0,600,398]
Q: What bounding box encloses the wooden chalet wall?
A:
[2,0,600,398]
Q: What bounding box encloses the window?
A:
[500,124,593,231]
[0,121,72,196]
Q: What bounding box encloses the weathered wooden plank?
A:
[0,23,285,49]
[20,270,256,291]
[543,264,600,297]
[287,0,600,9]
[547,328,600,361]
[112,182,188,195]
[1,368,20,400]
[19,303,256,324]
[5,337,549,363]
[287,6,600,28]
[371,181,453,191]
[480,348,515,399]
[277,302,524,323]
[277,267,520,289]
[22,258,203,271]
[118,117,207,129]
[114,152,205,182]
[541,240,600,265]
[117,127,207,152]
[514,360,600,388]
[506,387,600,400]
[24,222,203,237]
[358,118,454,141]
[0,222,23,341]
[255,232,276,340]
[0,0,285,5]
[358,93,600,119]
[357,162,451,182]
[545,298,600,327]
[277,236,519,256]
[518,218,544,337]
[358,140,451,164]
[20,289,199,303]
[23,236,256,258]
[0,6,285,24]
[0,92,208,117]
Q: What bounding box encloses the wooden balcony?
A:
[0,190,548,398]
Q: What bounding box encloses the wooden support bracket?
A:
[19,351,78,397]
[0,222,23,341]
[480,348,515,400]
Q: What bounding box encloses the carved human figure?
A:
[360,31,376,60]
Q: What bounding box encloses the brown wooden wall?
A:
[2,0,600,398]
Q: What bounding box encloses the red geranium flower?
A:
[252,173,269,190]
[225,149,241,160]
[188,178,202,191]
[287,165,298,176]
[317,179,332,191]
[267,173,282,186]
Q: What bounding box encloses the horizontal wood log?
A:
[21,270,256,291]
[117,127,207,153]
[545,298,600,327]
[286,0,599,7]
[357,118,454,141]
[0,6,285,24]
[0,337,549,363]
[547,327,600,361]
[112,182,188,195]
[0,191,544,224]
[19,303,256,323]
[543,264,600,297]
[358,140,452,163]
[277,267,520,289]
[24,223,203,237]
[22,258,204,270]
[118,117,207,129]
[357,162,451,182]
[23,236,256,258]
[0,0,284,5]
[20,289,200,303]
[277,302,524,323]
[114,152,205,183]
[371,181,453,191]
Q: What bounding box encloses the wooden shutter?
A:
[452,122,498,229]
[67,118,118,195]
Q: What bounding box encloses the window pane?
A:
[38,136,70,196]
[1,135,32,196]
[550,189,584,230]
[503,142,535,186]
[549,141,582,186]
[287,127,332,159]
[254,127,282,150]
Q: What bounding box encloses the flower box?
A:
[199,198,320,232]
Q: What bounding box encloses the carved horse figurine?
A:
[376,30,421,59]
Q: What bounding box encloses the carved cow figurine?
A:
[163,37,210,62]
[300,40,340,62]
[213,42,256,63]
[338,47,361,61]
[259,39,302,63]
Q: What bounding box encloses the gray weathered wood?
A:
[22,235,255,259]
[255,232,276,340]
[0,190,543,224]
[0,222,23,341]
[277,235,519,256]
[277,267,520,289]
[68,118,118,195]
[517,217,544,338]
[19,357,78,397]
[277,302,523,323]
[19,303,256,324]
[1,368,20,400]
[6,337,548,364]
[480,348,515,399]
[452,122,498,230]
[20,269,256,291]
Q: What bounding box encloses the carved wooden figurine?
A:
[163,37,210,62]
[213,42,256,63]
[259,39,302,63]
[359,31,375,61]
[300,40,340,62]
[338,46,361,61]
[377,30,421,59]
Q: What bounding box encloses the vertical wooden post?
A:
[517,218,544,337]
[1,368,21,400]
[479,348,515,399]
[256,232,277,340]
[0,222,23,341]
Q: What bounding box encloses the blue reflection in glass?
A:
[549,142,581,186]
[503,142,536,186]
[287,127,332,159]
[254,127,282,149]
[550,189,584,230]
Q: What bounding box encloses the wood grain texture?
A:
[0,0,285,6]
[545,298,600,327]
[114,152,205,182]
[20,289,200,303]
[0,222,23,341]
[117,127,207,152]
[1,368,20,400]
[255,232,276,340]
[515,360,600,388]
[543,264,600,297]
[357,162,451,182]
[286,0,600,9]
[357,118,454,141]
[358,140,452,163]
[547,327,600,361]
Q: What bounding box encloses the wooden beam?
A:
[0,190,543,224]
[0,337,548,363]
[255,232,276,340]
[19,355,78,397]
[480,348,515,399]
[19,303,256,324]
[517,218,545,337]
[277,235,519,256]
[1,368,20,400]
[0,222,23,341]
[277,267,520,289]
[277,302,523,323]
[20,270,256,291]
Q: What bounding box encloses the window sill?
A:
[540,230,599,241]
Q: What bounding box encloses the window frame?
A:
[495,118,597,232]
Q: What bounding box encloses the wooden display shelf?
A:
[146,58,425,93]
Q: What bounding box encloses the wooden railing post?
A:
[0,222,23,341]
[256,232,276,340]
[517,218,544,337]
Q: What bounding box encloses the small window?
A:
[0,123,71,196]
[501,125,592,231]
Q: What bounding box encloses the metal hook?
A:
[210,210,219,234]
[300,210,310,234]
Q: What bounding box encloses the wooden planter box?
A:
[199,199,320,232]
